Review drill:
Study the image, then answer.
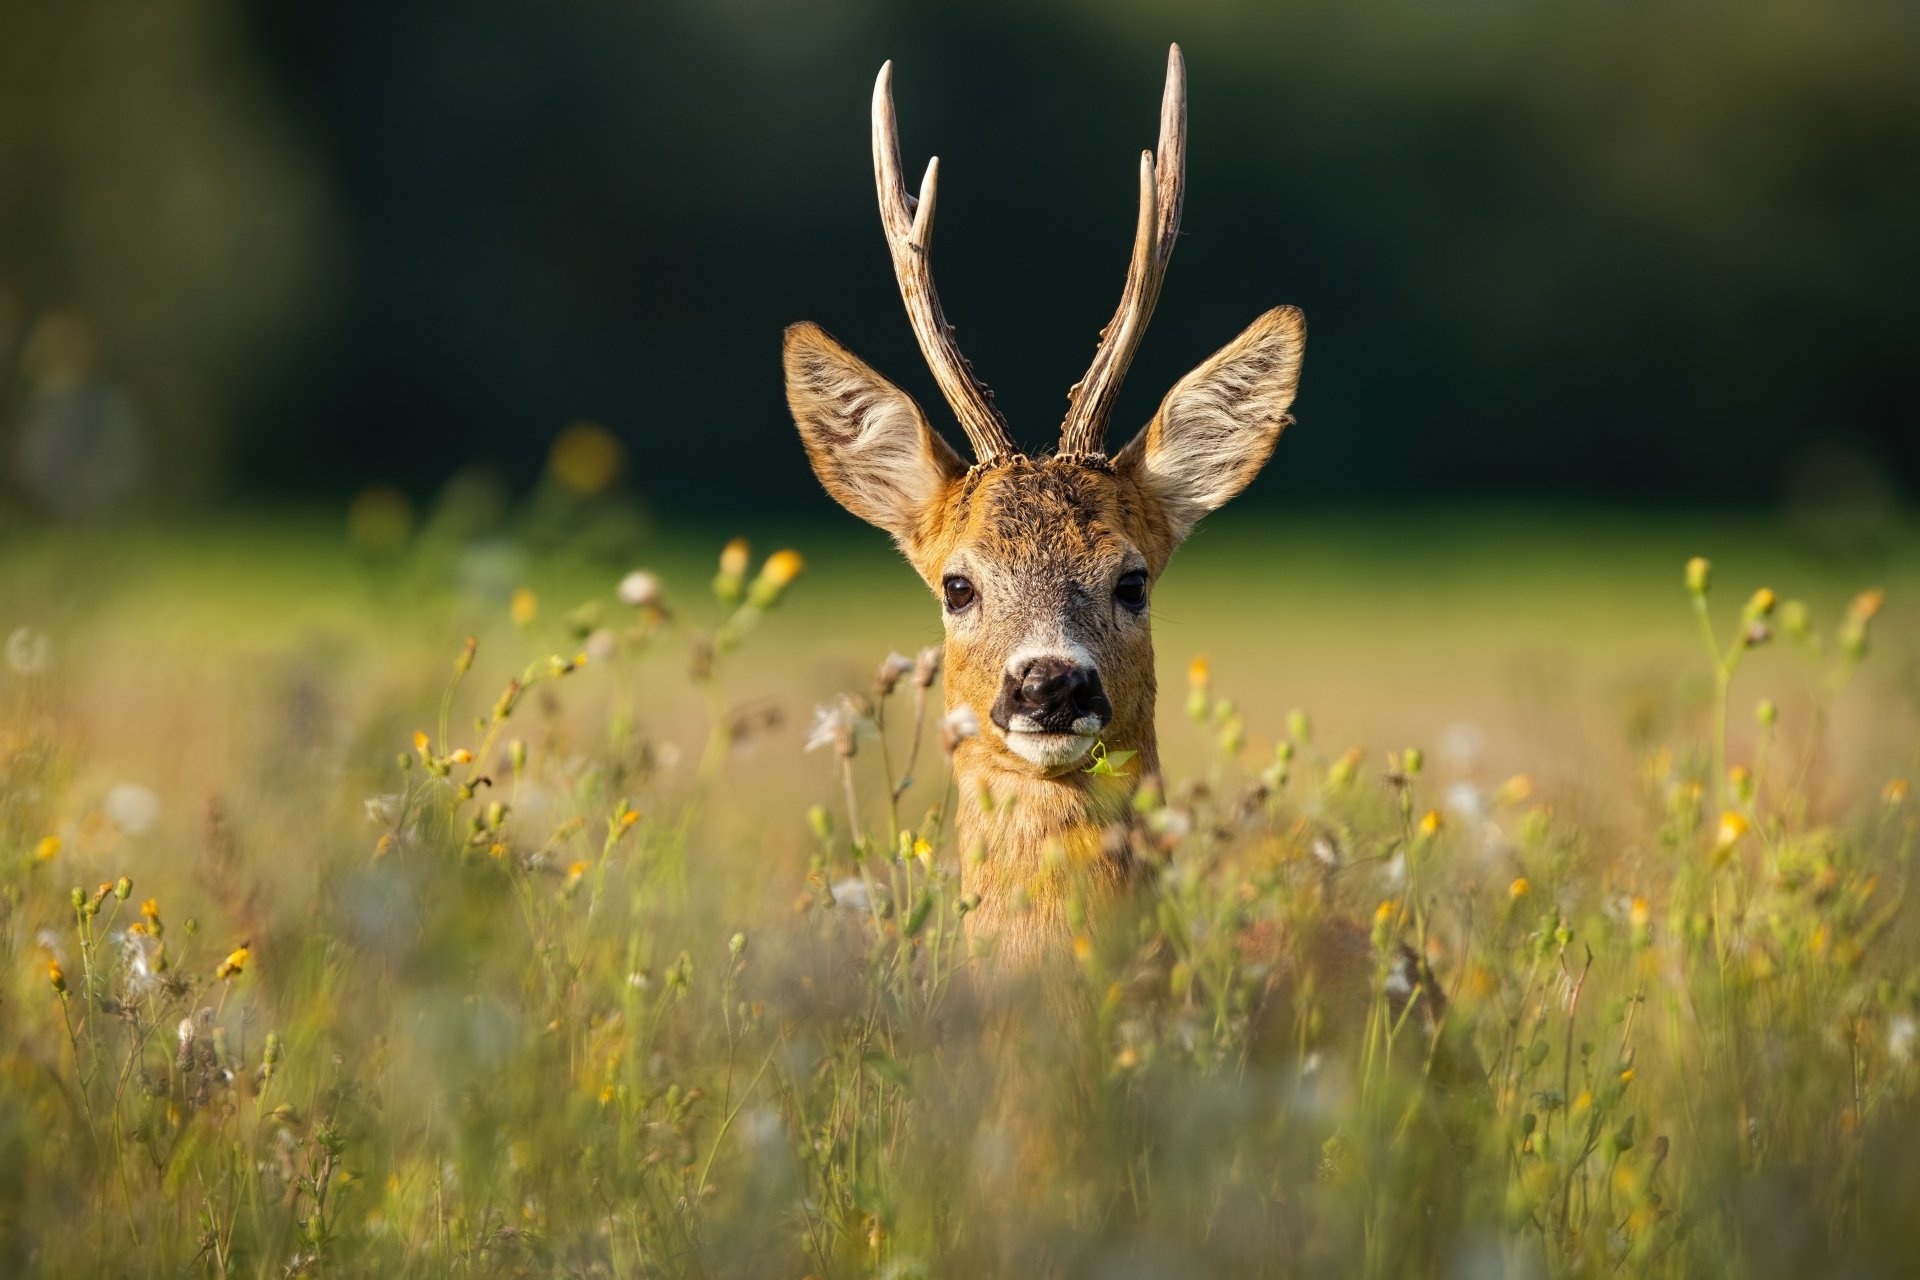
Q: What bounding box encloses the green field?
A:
[2,508,1917,1277]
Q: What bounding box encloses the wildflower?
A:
[34,835,60,862]
[874,651,914,696]
[113,875,132,901]
[806,701,861,758]
[1629,897,1651,928]
[510,588,538,625]
[729,932,748,958]
[1186,656,1211,722]
[1685,556,1712,596]
[713,538,751,605]
[617,570,662,608]
[940,704,980,753]
[564,861,590,894]
[1326,747,1364,790]
[1743,587,1777,621]
[48,958,66,994]
[217,943,250,980]
[448,748,474,766]
[1417,809,1443,838]
[412,730,431,758]
[1496,774,1534,806]
[1756,698,1778,729]
[547,420,623,496]
[1840,588,1886,660]
[912,645,942,688]
[747,549,805,608]
[1509,877,1530,901]
[1728,765,1754,805]
[1884,779,1908,807]
[6,626,52,675]
[455,635,477,675]
[1715,810,1749,850]
[1286,709,1312,743]
[912,837,933,869]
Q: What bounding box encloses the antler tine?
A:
[872,62,1020,465]
[1059,43,1188,458]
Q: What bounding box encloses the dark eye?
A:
[1115,570,1149,612]
[942,575,977,612]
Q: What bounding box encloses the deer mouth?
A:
[995,713,1107,772]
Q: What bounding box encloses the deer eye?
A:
[942,575,977,612]
[1115,570,1149,612]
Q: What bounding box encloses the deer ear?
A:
[1115,306,1305,541]
[785,322,966,544]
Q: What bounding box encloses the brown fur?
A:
[784,311,1306,966]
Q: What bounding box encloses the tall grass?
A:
[1,532,1915,1278]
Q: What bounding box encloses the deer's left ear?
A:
[1115,306,1305,541]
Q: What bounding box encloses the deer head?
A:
[784,45,1305,956]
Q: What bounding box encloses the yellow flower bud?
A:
[1685,556,1712,596]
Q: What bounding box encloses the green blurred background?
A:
[1,0,1916,530]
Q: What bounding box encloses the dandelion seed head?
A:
[617,570,661,608]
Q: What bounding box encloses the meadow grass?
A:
[1,507,1916,1278]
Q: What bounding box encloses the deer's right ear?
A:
[784,322,966,543]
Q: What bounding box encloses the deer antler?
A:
[1058,43,1187,459]
[872,62,1021,465]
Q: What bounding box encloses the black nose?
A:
[992,655,1113,734]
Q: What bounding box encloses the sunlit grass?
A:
[1,509,1916,1277]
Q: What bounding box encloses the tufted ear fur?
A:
[784,322,966,545]
[1114,306,1305,542]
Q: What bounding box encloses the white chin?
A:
[998,729,1098,772]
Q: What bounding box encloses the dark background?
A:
[2,0,1915,522]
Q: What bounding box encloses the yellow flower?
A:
[1374,899,1397,926]
[1187,656,1210,688]
[1072,934,1093,961]
[547,421,623,496]
[1886,779,1910,807]
[1417,809,1443,838]
[34,835,60,862]
[1629,896,1651,928]
[718,537,751,580]
[140,897,160,921]
[510,588,538,626]
[448,748,474,766]
[1685,556,1712,595]
[1508,877,1530,901]
[48,959,66,994]
[217,945,250,980]
[761,549,805,588]
[1744,587,1777,619]
[1715,811,1750,849]
[413,730,431,757]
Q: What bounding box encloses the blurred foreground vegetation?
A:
[1,510,1918,1277]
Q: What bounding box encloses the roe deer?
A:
[784,47,1441,1050]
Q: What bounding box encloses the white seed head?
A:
[616,570,661,608]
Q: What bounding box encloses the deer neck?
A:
[949,728,1159,969]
